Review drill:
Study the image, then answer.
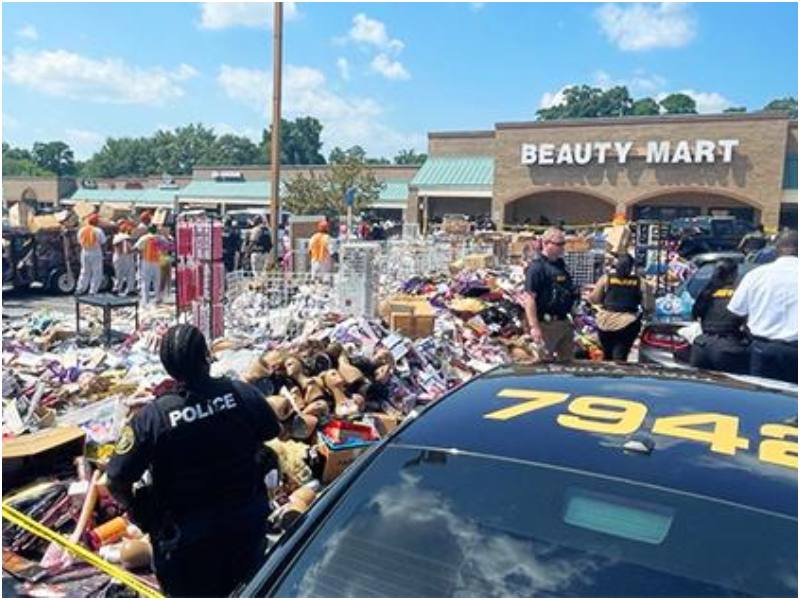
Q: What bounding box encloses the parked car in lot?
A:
[671,216,756,259]
[237,363,797,598]
[2,226,115,294]
[638,261,759,368]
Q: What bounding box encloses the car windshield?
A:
[266,446,796,597]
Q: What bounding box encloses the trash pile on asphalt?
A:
[1,225,702,596]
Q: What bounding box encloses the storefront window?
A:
[633,206,701,222]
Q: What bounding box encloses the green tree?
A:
[2,143,54,176]
[366,157,391,165]
[537,85,633,120]
[212,134,260,165]
[659,93,697,114]
[81,136,156,177]
[763,97,797,118]
[723,106,747,113]
[260,116,325,165]
[394,148,428,165]
[32,141,76,176]
[171,123,218,173]
[283,150,383,218]
[328,145,366,164]
[631,97,661,116]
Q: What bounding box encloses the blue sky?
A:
[2,2,797,160]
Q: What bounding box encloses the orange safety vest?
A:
[78,225,98,249]
[141,235,161,263]
[308,232,330,262]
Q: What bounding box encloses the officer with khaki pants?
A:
[523,227,578,362]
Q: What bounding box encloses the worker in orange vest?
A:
[308,220,332,278]
[135,225,167,305]
[75,213,107,295]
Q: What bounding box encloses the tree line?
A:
[2,117,429,178]
[537,87,797,120]
[3,93,796,179]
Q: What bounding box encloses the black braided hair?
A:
[159,324,210,386]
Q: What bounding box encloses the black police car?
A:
[239,363,798,597]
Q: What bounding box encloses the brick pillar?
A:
[405,188,419,224]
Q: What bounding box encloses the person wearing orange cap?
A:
[308,220,332,279]
[112,220,136,295]
[135,224,168,306]
[131,211,153,241]
[75,213,107,295]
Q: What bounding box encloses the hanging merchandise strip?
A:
[1,502,163,598]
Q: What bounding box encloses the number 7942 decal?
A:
[483,388,798,469]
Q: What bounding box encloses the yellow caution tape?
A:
[1,501,163,598]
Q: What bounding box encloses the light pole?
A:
[269,2,283,267]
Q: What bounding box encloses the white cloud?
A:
[336,57,350,81]
[470,3,485,11]
[16,25,39,41]
[216,64,424,156]
[198,2,298,30]
[656,89,734,114]
[64,128,105,159]
[3,49,198,105]
[595,3,696,51]
[592,69,667,94]
[212,122,261,141]
[346,13,404,53]
[539,85,572,109]
[370,53,410,81]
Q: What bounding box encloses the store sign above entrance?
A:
[520,139,739,166]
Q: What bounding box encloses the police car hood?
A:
[392,362,797,518]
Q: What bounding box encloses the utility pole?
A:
[269,2,283,266]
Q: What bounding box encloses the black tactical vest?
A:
[701,287,741,336]
[533,258,576,319]
[603,276,642,313]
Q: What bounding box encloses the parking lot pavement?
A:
[2,285,175,321]
[2,285,76,319]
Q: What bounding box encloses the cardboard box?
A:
[152,207,170,226]
[98,203,133,222]
[2,426,86,492]
[509,241,527,257]
[317,422,378,483]
[318,442,368,483]
[564,236,592,253]
[442,215,470,235]
[73,201,97,220]
[462,253,495,270]
[362,413,402,436]
[388,299,436,339]
[28,215,62,233]
[8,203,31,229]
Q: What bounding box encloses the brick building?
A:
[407,111,798,230]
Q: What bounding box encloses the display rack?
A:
[633,220,673,297]
[337,241,381,317]
[175,211,224,340]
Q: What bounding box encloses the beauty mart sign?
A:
[520,139,739,166]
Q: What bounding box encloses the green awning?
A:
[66,187,179,206]
[411,156,494,189]
[374,180,410,207]
[178,180,275,201]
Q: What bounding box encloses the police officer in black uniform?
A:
[107,324,280,597]
[523,227,578,362]
[689,258,749,374]
[588,254,651,361]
